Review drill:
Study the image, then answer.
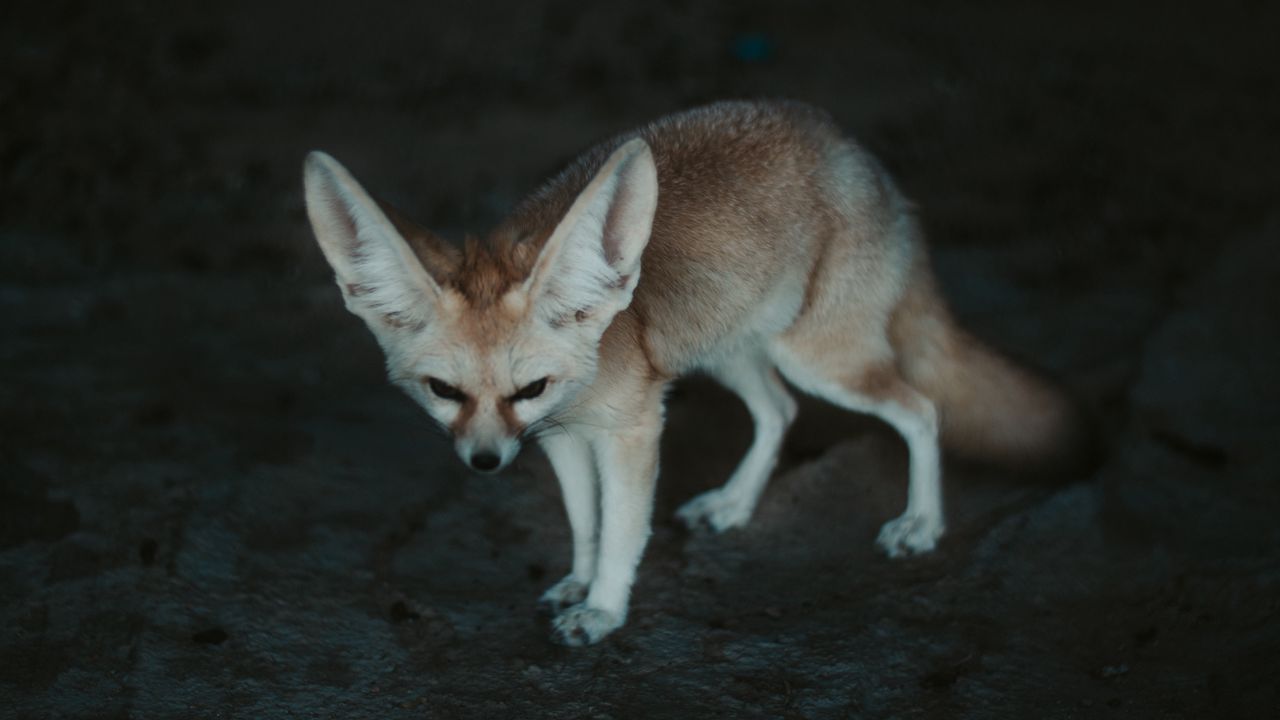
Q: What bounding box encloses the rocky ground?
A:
[2,1,1279,717]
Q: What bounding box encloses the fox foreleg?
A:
[538,432,599,614]
[549,418,661,646]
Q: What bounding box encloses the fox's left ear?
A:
[524,138,658,332]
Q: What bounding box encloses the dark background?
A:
[3,1,1279,717]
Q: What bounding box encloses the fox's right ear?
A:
[303,152,457,334]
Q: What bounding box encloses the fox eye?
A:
[510,378,548,402]
[426,378,466,402]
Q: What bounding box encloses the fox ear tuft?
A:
[525,138,658,331]
[303,151,455,334]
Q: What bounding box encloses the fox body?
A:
[303,100,1079,645]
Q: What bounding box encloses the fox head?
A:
[302,140,658,474]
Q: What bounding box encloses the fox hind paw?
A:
[876,513,944,558]
[538,575,589,615]
[676,487,755,532]
[550,606,622,646]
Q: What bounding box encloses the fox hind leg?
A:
[770,341,945,557]
[676,348,797,532]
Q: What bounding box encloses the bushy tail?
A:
[891,267,1098,475]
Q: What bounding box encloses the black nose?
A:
[470,452,500,472]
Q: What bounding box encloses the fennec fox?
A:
[303,100,1082,646]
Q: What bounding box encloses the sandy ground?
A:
[3,1,1279,717]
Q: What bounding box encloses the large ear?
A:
[524,138,658,331]
[303,151,455,333]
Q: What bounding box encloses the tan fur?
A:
[448,397,476,436]
[463,101,1075,464]
[449,236,539,308]
[443,103,838,374]
[497,399,526,437]
[303,100,1090,646]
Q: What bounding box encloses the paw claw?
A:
[550,606,622,647]
[676,488,755,532]
[877,513,944,558]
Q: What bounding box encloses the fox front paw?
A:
[876,513,944,558]
[676,487,755,532]
[550,606,622,647]
[538,575,589,615]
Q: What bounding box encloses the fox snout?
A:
[454,436,520,474]
[451,405,523,474]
